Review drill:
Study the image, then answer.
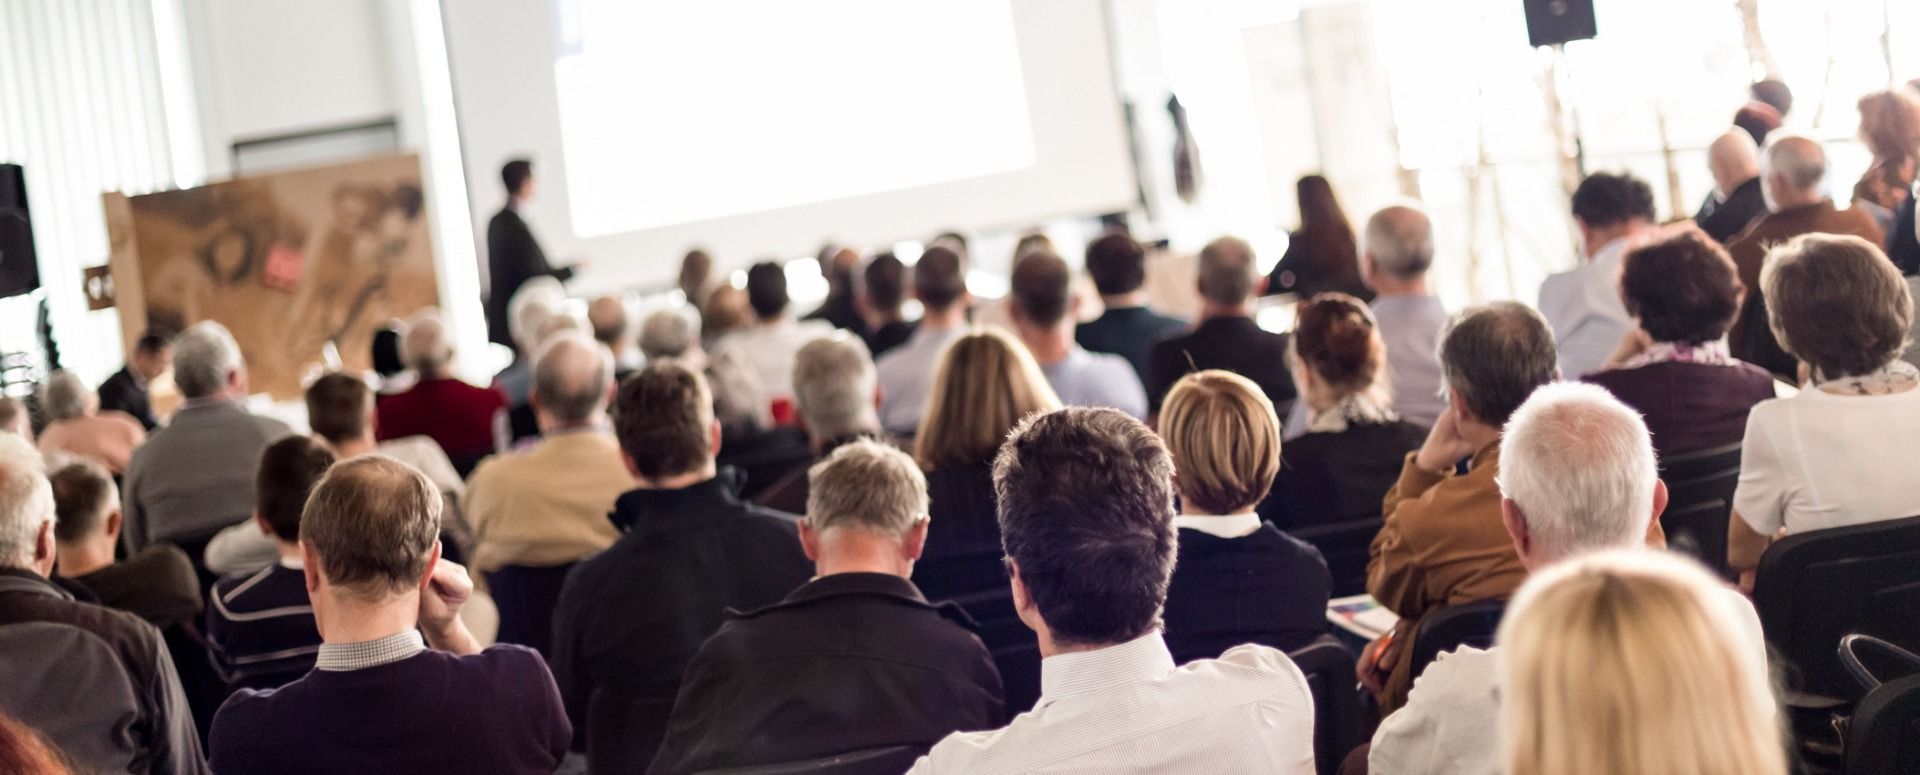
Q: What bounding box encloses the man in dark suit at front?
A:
[1145,236,1296,421]
[486,158,579,346]
[97,331,170,431]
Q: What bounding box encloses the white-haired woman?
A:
[37,370,145,474]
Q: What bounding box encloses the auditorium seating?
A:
[1845,674,1920,774]
[1755,515,1920,707]
[1655,442,1741,580]
[692,744,926,775]
[1408,598,1506,685]
[1287,517,1381,598]
[1288,635,1365,775]
[485,563,576,656]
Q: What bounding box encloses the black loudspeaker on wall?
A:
[1523,0,1598,48]
[0,164,42,300]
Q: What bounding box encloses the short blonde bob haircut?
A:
[1158,370,1281,515]
[914,328,1062,471]
[1499,549,1785,775]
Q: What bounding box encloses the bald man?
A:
[586,295,638,381]
[462,331,633,652]
[1726,135,1886,378]
[1360,204,1449,427]
[1694,130,1767,244]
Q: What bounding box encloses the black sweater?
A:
[1161,524,1331,665]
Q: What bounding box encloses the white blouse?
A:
[1733,385,1920,535]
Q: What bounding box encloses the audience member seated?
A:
[51,461,199,627]
[1076,232,1188,383]
[805,243,869,339]
[0,397,28,441]
[0,711,70,775]
[1158,370,1329,663]
[1694,130,1768,244]
[1728,135,1886,378]
[858,252,916,358]
[1729,234,1920,578]
[0,434,204,774]
[1267,174,1372,301]
[587,295,639,382]
[911,329,1061,616]
[1359,302,1553,712]
[98,330,170,431]
[1359,205,1448,427]
[1538,172,1655,380]
[677,248,715,316]
[715,261,835,403]
[639,307,774,446]
[122,321,291,559]
[369,322,412,395]
[1265,294,1427,532]
[1369,383,1743,774]
[1851,87,1920,235]
[1007,250,1148,419]
[649,441,1005,773]
[754,334,883,515]
[699,284,752,347]
[877,246,973,434]
[208,457,571,774]
[376,310,507,474]
[36,370,145,474]
[1496,551,1785,775]
[550,362,812,773]
[495,278,568,444]
[1147,236,1297,419]
[1582,231,1776,461]
[910,407,1315,773]
[204,436,334,691]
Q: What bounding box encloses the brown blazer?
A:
[1725,201,1885,377]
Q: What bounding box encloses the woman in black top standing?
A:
[1267,175,1372,301]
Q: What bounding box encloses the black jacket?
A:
[1694,177,1768,245]
[486,207,572,346]
[1077,306,1189,386]
[1262,420,1428,532]
[1890,194,1919,276]
[97,366,156,430]
[1161,524,1331,665]
[1146,316,1297,416]
[549,478,812,774]
[646,573,1005,774]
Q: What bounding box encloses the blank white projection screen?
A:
[554,1,1035,237]
[446,0,1134,291]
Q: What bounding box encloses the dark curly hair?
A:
[1619,231,1743,345]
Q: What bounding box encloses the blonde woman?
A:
[1157,370,1329,664]
[1499,550,1785,775]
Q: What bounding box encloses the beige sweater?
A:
[463,430,632,573]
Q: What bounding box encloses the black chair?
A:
[1656,442,1741,580]
[1754,515,1920,707]
[692,745,927,775]
[1407,598,1506,685]
[1286,517,1382,599]
[942,584,1040,715]
[487,562,577,656]
[1289,635,1364,775]
[1845,675,1920,774]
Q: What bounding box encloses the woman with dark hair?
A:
[1584,231,1776,461]
[1266,175,1372,301]
[1852,87,1920,235]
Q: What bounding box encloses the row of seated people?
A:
[0,367,1796,774]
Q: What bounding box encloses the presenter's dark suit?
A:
[486,206,572,346]
[97,366,157,430]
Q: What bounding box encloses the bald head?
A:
[533,331,615,425]
[587,296,629,352]
[402,310,453,376]
[1707,129,1760,197]
[1363,205,1435,281]
[1761,135,1828,211]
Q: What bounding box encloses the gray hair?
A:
[1497,383,1656,562]
[508,277,566,351]
[806,439,928,535]
[172,321,244,399]
[706,348,773,435]
[1197,236,1257,305]
[1761,134,1827,203]
[0,432,53,569]
[791,334,878,441]
[639,308,699,360]
[401,309,454,375]
[1440,302,1559,426]
[1364,205,1435,279]
[40,370,95,422]
[533,330,614,424]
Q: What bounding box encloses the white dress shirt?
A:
[876,324,968,434]
[908,633,1316,774]
[1368,586,1766,775]
[1538,237,1634,380]
[1171,513,1263,539]
[712,317,837,400]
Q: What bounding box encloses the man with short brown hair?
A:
[551,361,813,774]
[209,456,571,774]
[1007,250,1147,419]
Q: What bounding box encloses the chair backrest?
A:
[1409,598,1507,685]
[693,745,928,775]
[1656,442,1742,580]
[941,584,1040,714]
[1754,515,1920,703]
[1839,634,1920,693]
[1286,517,1383,599]
[1844,674,1920,774]
[486,562,577,657]
[1288,635,1363,775]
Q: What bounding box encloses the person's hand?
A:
[1414,408,1476,476]
[1357,631,1398,695]
[419,560,479,655]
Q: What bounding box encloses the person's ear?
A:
[254,511,274,536]
[903,518,929,562]
[33,520,54,567]
[104,510,123,540]
[1500,498,1532,561]
[872,383,884,412]
[1650,479,1670,532]
[301,541,322,595]
[418,541,442,594]
[620,450,642,479]
[797,519,821,563]
[709,419,724,459]
[1448,390,1472,423]
[1007,559,1033,615]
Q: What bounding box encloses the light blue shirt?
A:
[1370,293,1450,428]
[1041,347,1148,420]
[1538,238,1633,380]
[876,324,969,434]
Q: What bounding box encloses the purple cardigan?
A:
[1583,359,1777,461]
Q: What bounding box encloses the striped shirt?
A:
[908,633,1316,774]
[206,558,321,691]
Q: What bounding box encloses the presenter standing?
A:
[485,158,582,345]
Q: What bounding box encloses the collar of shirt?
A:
[1586,236,1631,267]
[1040,632,1177,703]
[315,629,426,672]
[1171,513,1262,538]
[277,555,304,570]
[178,395,241,412]
[0,567,69,599]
